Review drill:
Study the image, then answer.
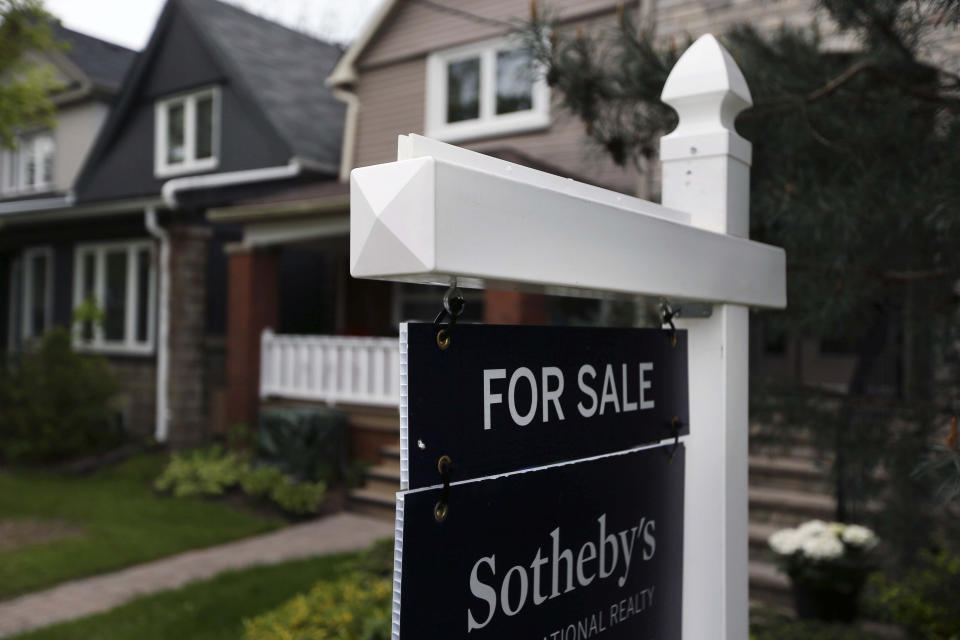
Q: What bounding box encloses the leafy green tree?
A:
[0,0,57,148]
[520,0,960,562]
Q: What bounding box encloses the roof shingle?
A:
[52,23,137,93]
[180,0,345,170]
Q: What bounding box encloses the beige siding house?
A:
[329,0,819,197]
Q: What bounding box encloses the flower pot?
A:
[790,579,862,623]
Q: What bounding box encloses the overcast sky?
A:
[44,0,386,51]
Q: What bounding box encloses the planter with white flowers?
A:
[768,519,879,622]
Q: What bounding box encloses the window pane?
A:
[104,250,127,341]
[136,248,151,343]
[40,137,54,185]
[496,48,534,115]
[166,102,185,164]
[24,152,36,189]
[195,95,214,160]
[29,254,47,337]
[446,57,480,123]
[81,252,96,341]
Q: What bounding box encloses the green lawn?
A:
[10,548,382,640]
[0,453,285,600]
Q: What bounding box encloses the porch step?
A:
[347,486,397,520]
[366,461,402,493]
[348,410,401,432]
[748,521,781,553]
[749,560,792,608]
[749,486,835,525]
[348,438,403,520]
[381,444,402,460]
[749,454,829,492]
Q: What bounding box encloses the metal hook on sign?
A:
[659,299,678,348]
[434,284,465,350]
[434,455,454,522]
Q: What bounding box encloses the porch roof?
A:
[206,180,349,223]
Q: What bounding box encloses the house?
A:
[1,26,135,354]
[220,0,824,448]
[0,0,345,448]
[215,0,865,607]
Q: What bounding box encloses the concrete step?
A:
[749,486,835,525]
[381,444,402,460]
[347,486,397,520]
[348,410,401,432]
[749,454,830,492]
[748,521,781,552]
[366,461,402,493]
[749,560,792,608]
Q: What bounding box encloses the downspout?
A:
[332,89,360,182]
[161,159,307,209]
[144,206,170,443]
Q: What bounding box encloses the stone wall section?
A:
[109,358,157,441]
[167,224,212,448]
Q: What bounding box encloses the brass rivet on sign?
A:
[436,329,451,350]
[437,455,452,474]
[434,501,449,522]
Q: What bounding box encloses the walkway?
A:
[0,513,394,638]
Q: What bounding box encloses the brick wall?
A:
[167,224,212,448]
[110,358,157,440]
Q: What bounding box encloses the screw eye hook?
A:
[659,299,678,348]
[434,285,465,350]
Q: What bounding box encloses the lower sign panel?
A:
[394,444,684,639]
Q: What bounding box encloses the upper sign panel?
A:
[402,322,689,489]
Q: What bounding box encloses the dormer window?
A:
[0,132,55,195]
[426,37,549,143]
[154,87,219,177]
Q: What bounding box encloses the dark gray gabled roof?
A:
[52,23,137,93]
[179,0,345,170]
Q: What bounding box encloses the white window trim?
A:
[425,36,550,143]
[1,132,55,196]
[154,86,220,178]
[20,246,54,341]
[72,239,157,356]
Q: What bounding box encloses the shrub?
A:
[867,547,960,640]
[240,465,284,498]
[269,476,327,515]
[243,573,391,640]
[750,607,886,640]
[155,447,327,515]
[0,328,121,462]
[154,445,248,498]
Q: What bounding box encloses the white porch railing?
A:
[260,330,400,406]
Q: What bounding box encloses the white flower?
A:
[842,524,878,549]
[769,528,803,555]
[796,519,829,538]
[801,532,845,561]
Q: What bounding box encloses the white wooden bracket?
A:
[351,133,785,309]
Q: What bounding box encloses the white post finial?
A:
[660,33,753,236]
[659,33,754,640]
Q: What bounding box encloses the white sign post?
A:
[350,34,784,640]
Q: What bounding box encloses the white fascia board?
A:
[351,142,786,309]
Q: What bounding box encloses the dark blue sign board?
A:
[401,322,689,489]
[394,444,685,639]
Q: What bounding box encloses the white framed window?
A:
[426,37,550,143]
[20,246,54,341]
[1,132,55,195]
[73,240,157,355]
[154,87,220,177]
